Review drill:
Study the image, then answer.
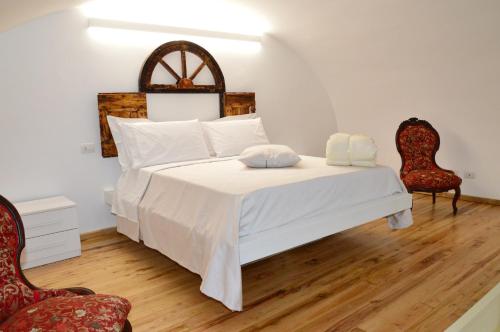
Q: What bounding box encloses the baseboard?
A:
[80,227,117,241]
[419,192,500,206]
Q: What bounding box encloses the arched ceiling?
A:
[0,0,86,32]
[2,0,499,110]
[0,0,415,42]
[3,0,495,61]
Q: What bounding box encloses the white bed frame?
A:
[117,192,412,266]
[239,193,411,265]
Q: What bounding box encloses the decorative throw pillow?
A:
[239,145,301,168]
[349,134,378,167]
[325,133,351,166]
[325,133,378,167]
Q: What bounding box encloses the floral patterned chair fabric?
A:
[396,118,462,214]
[0,294,131,332]
[0,195,132,332]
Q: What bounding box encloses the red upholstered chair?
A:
[0,195,132,332]
[396,118,462,214]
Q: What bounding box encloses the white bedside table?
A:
[14,196,82,269]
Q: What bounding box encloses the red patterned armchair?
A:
[396,118,462,214]
[0,195,132,332]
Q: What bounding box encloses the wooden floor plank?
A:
[25,195,500,332]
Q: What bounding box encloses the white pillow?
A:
[203,114,259,156]
[119,119,210,169]
[202,118,270,157]
[349,135,377,167]
[106,115,151,170]
[325,133,378,167]
[215,113,258,122]
[239,145,301,168]
[325,133,351,166]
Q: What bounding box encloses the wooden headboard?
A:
[98,40,255,158]
[224,93,256,116]
[98,93,147,157]
[139,40,226,115]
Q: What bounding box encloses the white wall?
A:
[329,0,500,200]
[258,0,500,199]
[0,9,337,232]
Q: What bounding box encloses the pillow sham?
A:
[214,113,258,122]
[239,145,301,168]
[202,118,270,157]
[106,115,151,170]
[119,119,210,169]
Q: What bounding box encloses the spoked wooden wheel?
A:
[139,40,225,93]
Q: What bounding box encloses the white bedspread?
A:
[112,156,412,311]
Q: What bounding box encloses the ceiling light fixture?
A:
[88,18,261,42]
[80,0,270,40]
[86,26,262,53]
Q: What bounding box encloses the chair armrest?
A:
[436,166,456,175]
[63,287,96,295]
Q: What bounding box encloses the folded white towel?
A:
[349,135,377,167]
[325,133,377,167]
[326,133,351,166]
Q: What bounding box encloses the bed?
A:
[98,40,413,311]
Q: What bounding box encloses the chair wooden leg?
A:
[452,186,461,215]
[432,192,436,204]
[122,319,132,332]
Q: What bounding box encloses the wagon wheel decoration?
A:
[139,40,226,94]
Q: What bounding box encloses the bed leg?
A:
[432,192,436,204]
[408,190,413,210]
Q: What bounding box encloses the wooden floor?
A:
[25,195,500,332]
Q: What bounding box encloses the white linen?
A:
[349,134,378,167]
[202,118,269,157]
[119,119,210,169]
[326,133,351,166]
[112,157,236,227]
[106,116,151,170]
[113,156,412,311]
[239,144,301,168]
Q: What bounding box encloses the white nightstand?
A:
[14,196,82,269]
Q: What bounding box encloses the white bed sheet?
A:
[112,156,412,311]
[112,157,235,228]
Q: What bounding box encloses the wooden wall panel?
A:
[98,93,147,158]
[223,92,256,116]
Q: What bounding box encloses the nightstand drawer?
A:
[21,229,81,269]
[22,208,78,239]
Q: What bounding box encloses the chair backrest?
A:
[0,195,25,280]
[0,195,42,322]
[396,118,440,178]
